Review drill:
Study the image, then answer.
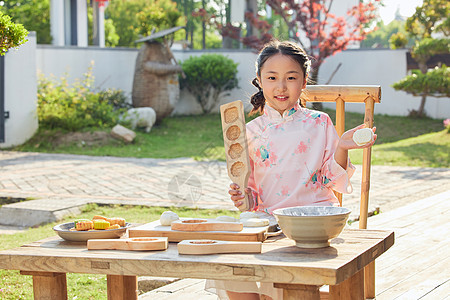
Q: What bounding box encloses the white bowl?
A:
[273,206,351,248]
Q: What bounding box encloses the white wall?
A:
[36,45,137,96]
[0,33,38,148]
[35,46,449,119]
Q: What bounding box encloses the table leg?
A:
[329,268,364,300]
[365,261,375,299]
[274,283,320,299]
[107,275,138,300]
[20,271,67,300]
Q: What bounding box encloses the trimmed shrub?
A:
[180,54,239,113]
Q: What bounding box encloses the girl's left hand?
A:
[338,124,377,150]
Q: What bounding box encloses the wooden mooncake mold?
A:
[220,100,251,211]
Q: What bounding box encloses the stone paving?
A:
[0,151,449,229]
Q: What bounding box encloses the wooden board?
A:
[177,240,262,255]
[220,100,251,211]
[87,237,168,251]
[171,219,243,232]
[129,220,269,242]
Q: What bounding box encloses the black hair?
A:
[250,40,311,115]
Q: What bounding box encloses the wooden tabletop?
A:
[0,228,393,286]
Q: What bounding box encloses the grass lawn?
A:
[10,111,450,168]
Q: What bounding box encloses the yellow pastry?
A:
[106,224,120,230]
[75,220,94,231]
[92,215,109,221]
[108,217,126,227]
[93,219,110,230]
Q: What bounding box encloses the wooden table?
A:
[0,229,394,300]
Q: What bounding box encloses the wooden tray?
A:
[220,100,251,211]
[178,240,262,255]
[87,237,168,251]
[171,219,243,232]
[129,220,269,242]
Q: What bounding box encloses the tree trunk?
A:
[184,0,189,42]
[309,68,323,110]
[202,0,206,49]
[222,0,233,49]
[416,61,428,117]
[417,94,427,117]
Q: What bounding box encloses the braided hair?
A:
[250,40,311,115]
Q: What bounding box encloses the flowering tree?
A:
[196,0,380,87]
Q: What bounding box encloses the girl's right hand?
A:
[228,183,253,209]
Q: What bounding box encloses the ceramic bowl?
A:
[273,206,351,248]
[53,222,131,242]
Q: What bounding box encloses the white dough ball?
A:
[160,211,179,226]
[353,128,373,146]
[216,215,238,222]
[239,212,260,220]
[242,218,270,227]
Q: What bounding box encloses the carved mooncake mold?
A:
[230,161,245,177]
[226,125,240,140]
[220,100,251,212]
[224,107,239,123]
[228,143,244,159]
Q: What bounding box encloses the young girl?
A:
[206,40,377,300]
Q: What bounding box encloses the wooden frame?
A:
[302,85,381,299]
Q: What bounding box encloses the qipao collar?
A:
[263,101,301,122]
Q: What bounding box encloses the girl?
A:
[207,40,377,300]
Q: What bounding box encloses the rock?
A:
[111,124,136,143]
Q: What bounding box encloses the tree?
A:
[185,0,225,49]
[200,0,380,109]
[106,0,183,47]
[360,19,412,49]
[87,4,120,47]
[254,1,380,81]
[180,54,239,113]
[0,11,29,55]
[0,0,51,44]
[392,0,449,117]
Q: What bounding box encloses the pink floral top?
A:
[246,102,355,214]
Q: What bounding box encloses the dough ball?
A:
[239,212,260,220]
[215,215,238,222]
[353,128,373,146]
[160,211,179,226]
[242,218,270,227]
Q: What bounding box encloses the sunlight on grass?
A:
[349,130,450,168]
[11,111,447,168]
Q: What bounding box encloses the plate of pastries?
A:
[53,215,130,242]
